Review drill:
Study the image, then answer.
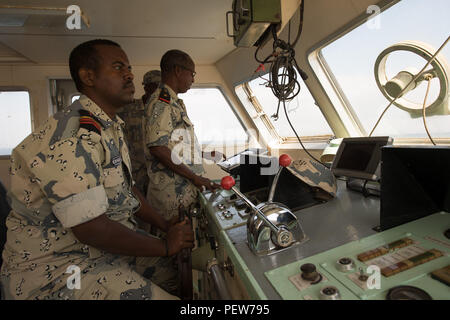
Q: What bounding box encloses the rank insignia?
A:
[79,109,102,135]
[158,88,171,104]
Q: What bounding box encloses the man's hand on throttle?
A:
[166,218,194,256]
[192,175,220,192]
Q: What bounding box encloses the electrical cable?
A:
[252,1,326,166]
[291,0,305,47]
[283,99,327,168]
[260,1,318,165]
[422,75,436,145]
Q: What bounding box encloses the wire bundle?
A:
[253,1,326,167]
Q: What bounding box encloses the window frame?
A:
[307,0,450,144]
[0,87,33,159]
[181,84,251,146]
[234,73,335,149]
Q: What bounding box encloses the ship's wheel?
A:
[374,40,449,115]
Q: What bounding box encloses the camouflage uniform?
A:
[117,99,148,195]
[116,70,161,196]
[0,96,178,300]
[144,84,205,220]
[286,159,338,201]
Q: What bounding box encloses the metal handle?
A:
[268,166,283,203]
[230,186,280,234]
[226,11,235,38]
[220,154,295,248]
[268,154,292,203]
[207,258,232,300]
[208,188,222,204]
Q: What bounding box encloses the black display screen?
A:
[331,137,392,181]
[335,143,377,171]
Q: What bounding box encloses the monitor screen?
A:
[331,136,392,181]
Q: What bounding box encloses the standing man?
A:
[117,70,161,195]
[144,49,223,222]
[0,40,193,300]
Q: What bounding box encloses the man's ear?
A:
[173,65,182,78]
[78,68,95,88]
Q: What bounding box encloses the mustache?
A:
[123,81,134,89]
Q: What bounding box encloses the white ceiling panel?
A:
[0,0,236,65]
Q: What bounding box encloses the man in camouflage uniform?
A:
[117,70,161,195]
[144,50,223,222]
[0,40,194,300]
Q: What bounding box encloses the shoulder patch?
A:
[158,88,171,104]
[79,109,102,135]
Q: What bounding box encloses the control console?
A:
[265,212,450,300]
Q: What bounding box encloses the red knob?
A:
[221,176,235,190]
[279,154,292,167]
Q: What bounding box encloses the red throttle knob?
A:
[279,154,292,167]
[221,176,235,190]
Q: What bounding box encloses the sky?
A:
[321,0,450,137]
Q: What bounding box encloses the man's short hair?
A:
[69,39,121,92]
[142,70,161,86]
[160,50,193,74]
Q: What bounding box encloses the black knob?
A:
[235,199,247,210]
[300,263,320,281]
[301,263,316,273]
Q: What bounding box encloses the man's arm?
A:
[71,214,194,257]
[132,185,175,233]
[149,145,220,191]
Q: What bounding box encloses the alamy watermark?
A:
[169,127,280,175]
[66,5,82,30]
[366,5,381,30]
[66,265,81,290]
[366,265,381,290]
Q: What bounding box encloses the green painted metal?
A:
[265,212,450,300]
[252,0,281,22]
[219,230,268,300]
[200,190,248,231]
[232,0,281,47]
[198,190,267,299]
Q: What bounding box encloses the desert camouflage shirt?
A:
[117,99,148,195]
[143,84,205,217]
[1,96,140,298]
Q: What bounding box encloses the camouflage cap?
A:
[142,70,161,86]
[285,158,337,198]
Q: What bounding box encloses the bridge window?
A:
[0,90,32,156]
[318,0,450,140]
[179,87,248,145]
[235,72,333,145]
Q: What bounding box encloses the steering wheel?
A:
[374,40,449,115]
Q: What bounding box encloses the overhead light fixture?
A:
[0,5,90,29]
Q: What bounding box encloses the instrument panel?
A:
[265,212,449,300]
